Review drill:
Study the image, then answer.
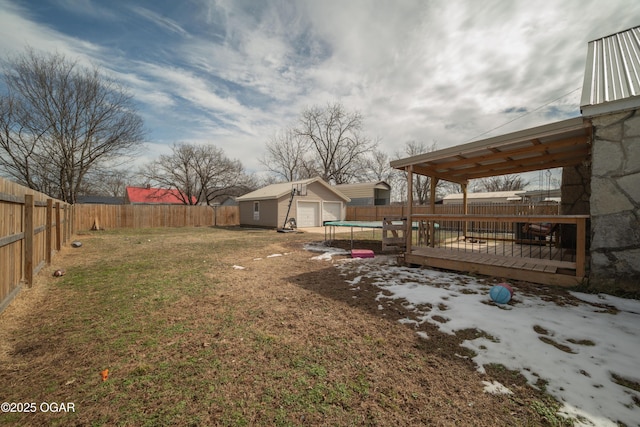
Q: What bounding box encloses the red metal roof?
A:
[125,186,196,204]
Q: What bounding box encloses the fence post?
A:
[55,202,62,251]
[24,194,34,287]
[69,205,76,236]
[63,204,69,243]
[46,199,53,264]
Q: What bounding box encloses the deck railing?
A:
[409,214,589,279]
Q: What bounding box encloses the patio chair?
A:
[521,222,559,245]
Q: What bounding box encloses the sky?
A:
[0,0,639,187]
[297,243,640,427]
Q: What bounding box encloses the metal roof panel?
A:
[581,26,640,116]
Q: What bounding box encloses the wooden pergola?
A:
[390,117,592,286]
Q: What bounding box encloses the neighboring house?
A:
[125,186,196,205]
[442,191,522,204]
[516,189,562,204]
[76,195,125,204]
[334,181,391,206]
[219,196,238,206]
[236,177,350,228]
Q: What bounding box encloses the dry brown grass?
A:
[0,227,567,426]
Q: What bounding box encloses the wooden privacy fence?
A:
[73,204,239,230]
[1,177,73,313]
[347,203,559,221]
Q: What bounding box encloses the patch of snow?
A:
[232,265,246,270]
[335,257,640,427]
[347,276,362,286]
[482,380,513,395]
[267,253,283,258]
[303,242,349,261]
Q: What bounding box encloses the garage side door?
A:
[322,201,342,223]
[297,201,320,227]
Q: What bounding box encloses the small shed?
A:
[334,181,391,206]
[236,177,350,228]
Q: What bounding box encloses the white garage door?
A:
[297,201,320,227]
[322,202,342,223]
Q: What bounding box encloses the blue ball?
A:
[490,285,511,304]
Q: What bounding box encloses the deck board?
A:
[407,245,580,287]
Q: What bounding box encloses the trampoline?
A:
[323,220,419,248]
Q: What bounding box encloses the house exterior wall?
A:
[374,188,391,205]
[336,186,372,206]
[277,194,295,227]
[238,199,279,227]
[336,184,391,206]
[588,109,640,292]
[347,197,374,206]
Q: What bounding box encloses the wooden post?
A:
[24,194,34,287]
[64,204,69,241]
[462,183,468,238]
[70,204,75,236]
[430,177,438,247]
[406,166,414,253]
[46,198,53,264]
[55,202,62,251]
[576,217,586,279]
[70,204,74,236]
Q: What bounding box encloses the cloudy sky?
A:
[0,0,638,184]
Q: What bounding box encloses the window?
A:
[253,201,259,220]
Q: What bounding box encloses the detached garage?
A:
[237,177,350,228]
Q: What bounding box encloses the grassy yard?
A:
[1,227,566,426]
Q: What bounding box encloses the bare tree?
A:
[393,141,440,205]
[474,174,529,192]
[360,148,395,182]
[259,128,312,181]
[144,142,252,205]
[80,169,133,197]
[0,48,145,202]
[295,102,376,184]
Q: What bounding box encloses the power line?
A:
[464,86,582,143]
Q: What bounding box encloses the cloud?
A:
[0,0,103,61]
[1,0,640,177]
[52,0,118,20]
[129,5,190,38]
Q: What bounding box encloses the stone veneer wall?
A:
[588,109,640,292]
[561,164,590,217]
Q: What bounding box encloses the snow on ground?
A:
[321,253,640,427]
[303,242,349,260]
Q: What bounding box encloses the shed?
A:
[236,177,350,228]
[334,181,391,206]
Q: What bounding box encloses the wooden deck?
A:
[404,243,584,287]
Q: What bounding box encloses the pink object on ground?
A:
[351,249,375,258]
